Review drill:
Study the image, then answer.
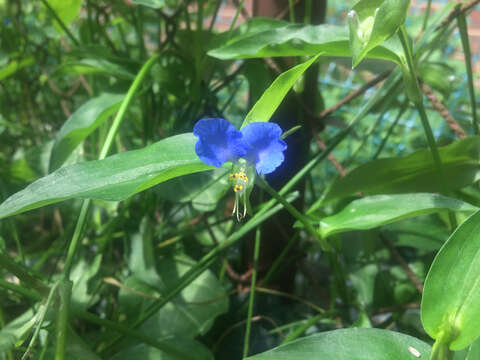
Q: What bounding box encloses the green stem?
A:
[54,279,72,360]
[431,339,453,360]
[40,0,79,46]
[281,313,324,344]
[243,227,261,359]
[422,0,432,31]
[229,0,245,32]
[304,0,312,24]
[256,176,329,250]
[397,25,448,195]
[372,99,409,159]
[457,13,479,135]
[63,53,161,278]
[288,0,295,23]
[262,233,299,285]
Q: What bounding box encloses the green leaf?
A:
[120,219,228,339]
[208,21,403,65]
[348,0,410,67]
[0,57,35,81]
[318,194,477,238]
[56,58,135,80]
[49,93,124,171]
[323,136,480,203]
[129,0,165,9]
[110,342,212,360]
[422,209,480,350]
[247,328,431,360]
[45,0,83,31]
[242,55,320,127]
[0,134,213,219]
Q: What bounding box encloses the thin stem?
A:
[457,13,479,135]
[262,233,299,285]
[304,0,312,24]
[62,199,90,278]
[229,0,245,32]
[256,176,329,251]
[99,53,161,160]
[54,280,72,360]
[422,0,432,31]
[397,26,448,195]
[288,0,295,23]
[242,227,261,359]
[372,99,408,159]
[40,0,79,46]
[280,313,324,344]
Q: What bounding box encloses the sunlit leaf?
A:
[247,328,431,360]
[0,134,213,219]
[318,193,477,238]
[422,209,480,350]
[323,136,480,203]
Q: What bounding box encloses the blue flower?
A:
[193,118,287,220]
[193,118,287,175]
[193,118,246,167]
[241,122,287,175]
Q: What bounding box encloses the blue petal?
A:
[193,118,246,167]
[241,122,287,174]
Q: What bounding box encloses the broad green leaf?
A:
[209,22,404,65]
[40,329,102,360]
[324,136,480,203]
[129,0,165,9]
[49,93,124,171]
[422,209,480,350]
[348,0,410,67]
[45,0,83,31]
[318,194,477,238]
[242,55,320,127]
[0,57,34,81]
[0,134,213,219]
[56,58,135,80]
[121,220,228,338]
[247,328,431,360]
[110,341,212,360]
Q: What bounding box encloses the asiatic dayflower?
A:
[193,118,287,220]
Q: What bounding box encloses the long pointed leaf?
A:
[0,134,212,219]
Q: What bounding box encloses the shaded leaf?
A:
[56,58,135,80]
[50,93,124,171]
